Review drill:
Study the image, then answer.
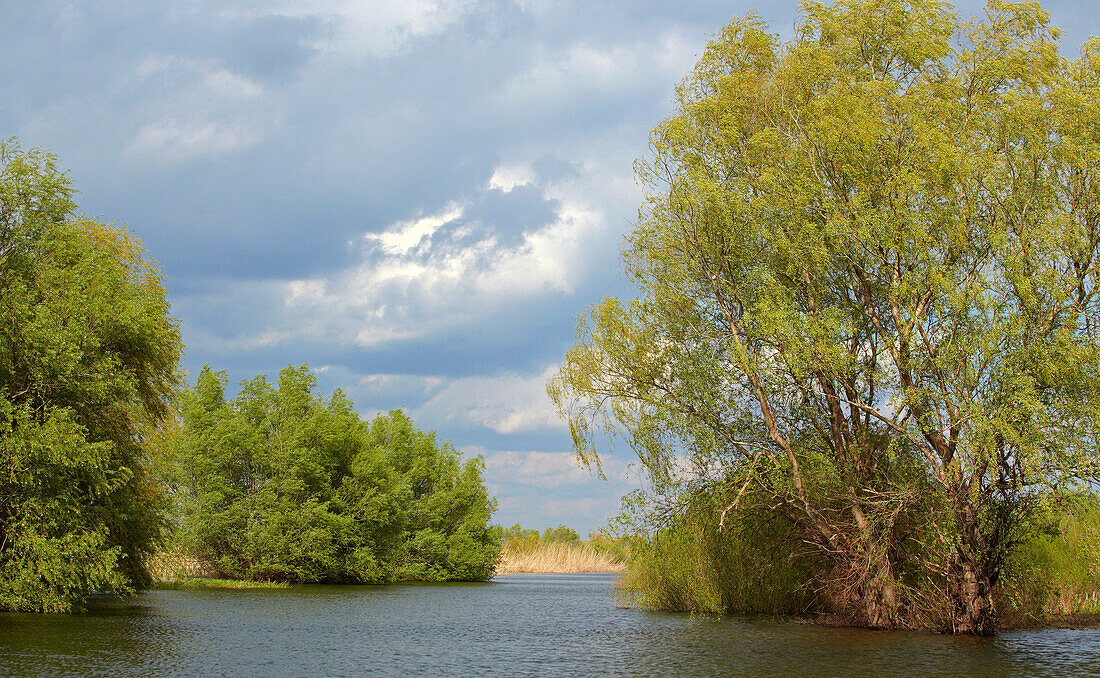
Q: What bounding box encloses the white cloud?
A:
[126,118,259,163]
[269,0,475,60]
[200,69,265,100]
[476,202,596,296]
[496,32,697,111]
[225,329,291,350]
[536,497,612,523]
[481,449,594,488]
[365,202,464,256]
[357,373,445,393]
[487,162,536,193]
[476,445,636,488]
[123,56,269,163]
[417,366,564,434]
[262,167,604,349]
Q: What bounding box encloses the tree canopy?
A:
[0,140,182,612]
[169,365,498,583]
[550,0,1100,634]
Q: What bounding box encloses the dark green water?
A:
[1,573,1098,677]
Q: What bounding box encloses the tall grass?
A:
[618,490,1100,626]
[615,502,818,615]
[496,537,626,574]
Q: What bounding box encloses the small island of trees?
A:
[167,365,498,584]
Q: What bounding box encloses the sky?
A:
[2,0,1096,535]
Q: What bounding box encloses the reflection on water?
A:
[1,574,1098,677]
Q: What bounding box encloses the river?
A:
[1,573,1099,676]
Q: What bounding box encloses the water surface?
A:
[1,573,1098,676]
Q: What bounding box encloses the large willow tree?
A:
[550,0,1100,634]
[0,141,182,612]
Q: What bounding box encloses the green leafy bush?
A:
[541,525,580,544]
[168,365,497,583]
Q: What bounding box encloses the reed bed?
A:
[496,540,625,574]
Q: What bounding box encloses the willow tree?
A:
[550,0,1100,634]
[0,140,182,612]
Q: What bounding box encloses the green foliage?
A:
[496,522,621,553]
[366,409,499,581]
[998,493,1100,621]
[169,366,498,583]
[499,523,539,542]
[541,525,580,544]
[550,0,1100,633]
[586,530,634,563]
[0,140,182,612]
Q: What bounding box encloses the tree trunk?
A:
[947,554,996,635]
[939,495,999,635]
[863,562,900,629]
[829,545,902,629]
[847,501,901,629]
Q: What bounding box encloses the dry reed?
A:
[496,541,625,574]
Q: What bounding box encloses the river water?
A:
[1,573,1099,676]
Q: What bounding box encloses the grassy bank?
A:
[153,578,290,590]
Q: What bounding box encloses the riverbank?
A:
[150,528,629,583]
